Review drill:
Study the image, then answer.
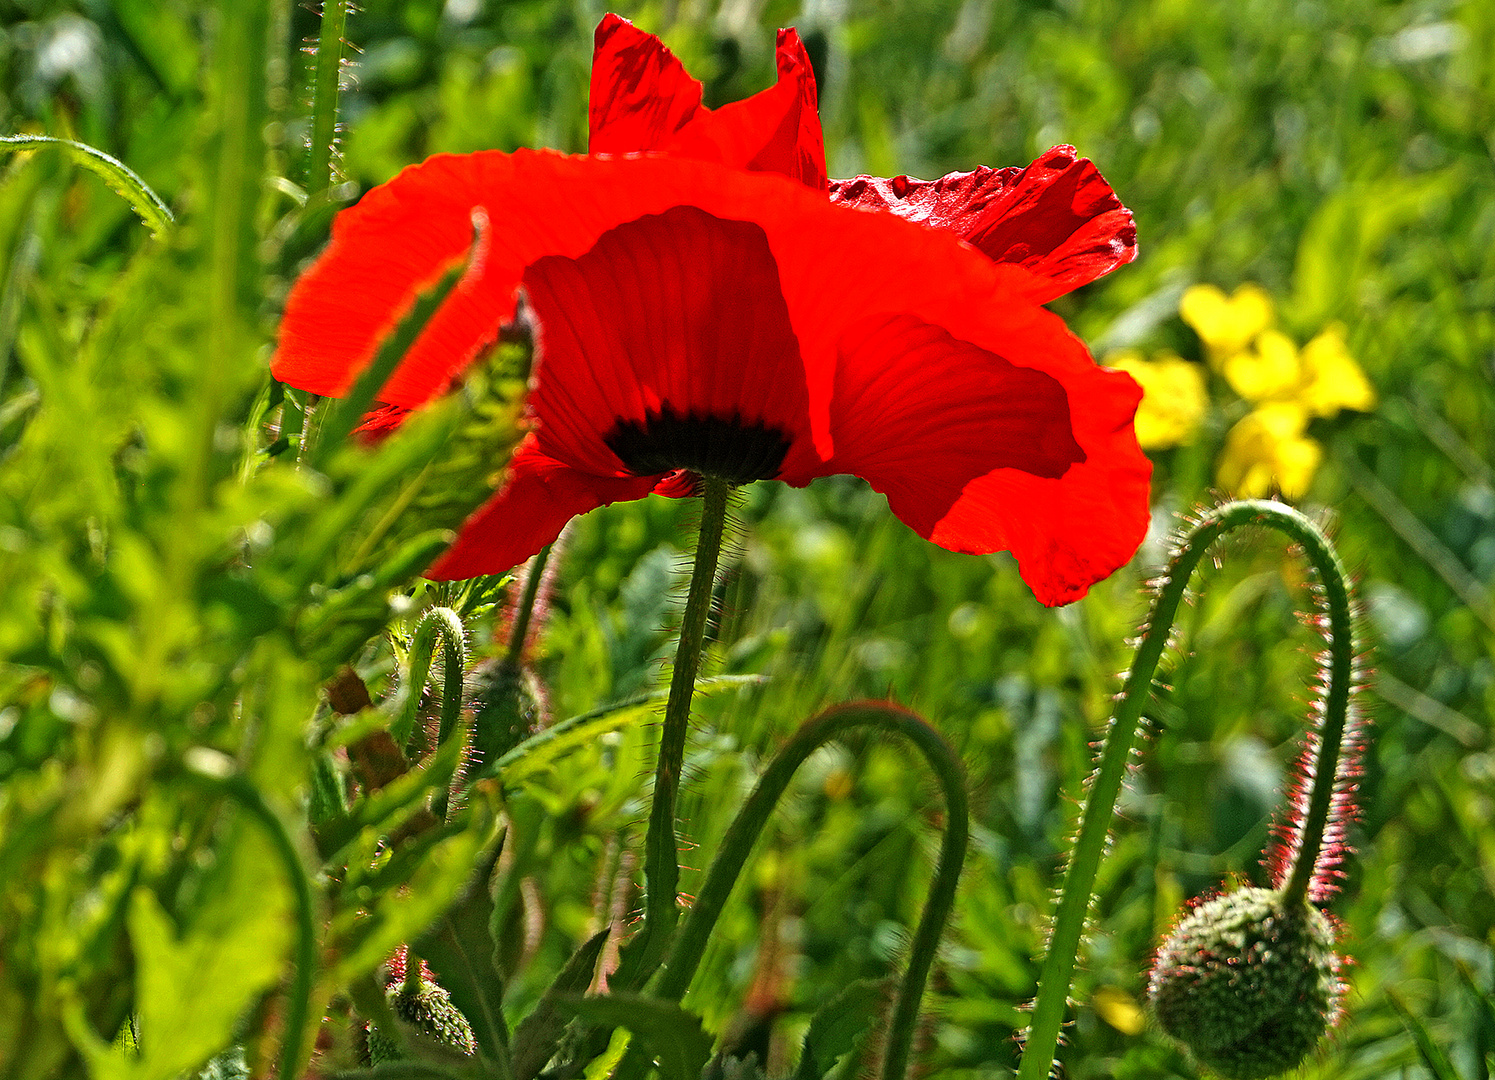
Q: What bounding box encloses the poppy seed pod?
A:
[367,975,478,1063]
[1147,886,1340,1079]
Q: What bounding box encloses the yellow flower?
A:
[1179,283,1274,361]
[1221,329,1302,403]
[1217,402,1323,499]
[1108,350,1208,450]
[1299,324,1377,418]
[1092,986,1147,1036]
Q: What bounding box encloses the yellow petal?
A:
[1274,435,1323,498]
[1108,350,1209,450]
[1092,986,1146,1036]
[1180,283,1274,360]
[1255,400,1309,439]
[1300,324,1377,417]
[1222,329,1302,402]
[1217,406,1320,499]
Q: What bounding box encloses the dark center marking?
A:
[605,406,791,485]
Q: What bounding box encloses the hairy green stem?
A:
[1273,513,1354,904]
[401,948,424,996]
[1017,499,1357,1080]
[394,607,466,750]
[306,0,349,196]
[628,702,968,1080]
[636,477,731,980]
[504,544,552,670]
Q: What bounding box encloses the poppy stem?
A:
[184,766,318,1080]
[306,0,349,196]
[637,476,732,978]
[647,703,968,1080]
[1017,499,1357,1080]
[503,543,552,670]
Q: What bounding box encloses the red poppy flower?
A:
[272,19,1151,606]
[587,14,1136,300]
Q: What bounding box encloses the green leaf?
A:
[316,730,465,862]
[552,996,712,1080]
[493,676,766,786]
[793,979,889,1080]
[67,829,292,1080]
[327,1063,477,1080]
[329,789,500,983]
[414,841,513,1066]
[1456,960,1495,1034]
[1,135,174,236]
[1387,989,1463,1080]
[509,928,611,1080]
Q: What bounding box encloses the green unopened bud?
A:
[367,974,478,1064]
[468,658,547,774]
[1148,886,1340,1079]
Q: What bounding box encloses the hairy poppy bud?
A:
[367,974,478,1064]
[467,658,548,773]
[1148,886,1340,1079]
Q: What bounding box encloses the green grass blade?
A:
[0,134,174,236]
[310,253,469,468]
[1388,989,1463,1080]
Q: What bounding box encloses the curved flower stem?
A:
[1017,499,1357,1080]
[636,476,732,977]
[639,702,969,1080]
[1274,512,1354,905]
[394,606,467,750]
[503,543,553,670]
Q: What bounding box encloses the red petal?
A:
[275,152,1149,595]
[273,151,1126,457]
[828,146,1137,302]
[519,205,815,480]
[663,29,826,190]
[588,14,704,155]
[427,436,661,579]
[272,153,512,406]
[352,403,412,445]
[798,306,1151,606]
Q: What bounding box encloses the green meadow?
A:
[1,1,1491,1078]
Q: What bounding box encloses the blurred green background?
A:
[2,0,1493,1077]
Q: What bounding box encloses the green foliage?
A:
[792,978,887,1080]
[554,997,713,1080]
[1,0,1492,1079]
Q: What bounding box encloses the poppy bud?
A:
[467,658,548,773]
[367,972,478,1063]
[1147,886,1340,1079]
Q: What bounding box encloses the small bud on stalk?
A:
[367,957,478,1064]
[1148,886,1341,1079]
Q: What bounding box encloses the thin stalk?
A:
[401,949,424,996]
[306,0,349,196]
[504,544,553,670]
[1274,511,1354,905]
[641,702,969,1080]
[1017,500,1357,1080]
[636,477,731,978]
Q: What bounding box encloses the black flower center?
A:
[604,406,792,485]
